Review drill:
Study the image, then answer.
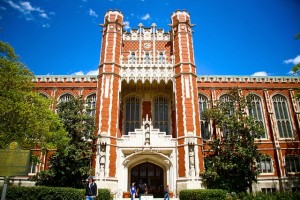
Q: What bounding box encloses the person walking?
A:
[164,185,170,200]
[130,182,136,200]
[85,176,97,200]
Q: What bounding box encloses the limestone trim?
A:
[33,75,97,83]
[34,75,300,84]
[197,76,300,83]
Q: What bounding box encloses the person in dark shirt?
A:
[85,176,97,200]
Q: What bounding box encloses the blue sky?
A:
[0,0,299,76]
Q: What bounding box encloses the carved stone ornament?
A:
[144,43,151,49]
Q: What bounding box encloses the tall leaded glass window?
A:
[86,94,96,117]
[285,156,300,173]
[125,96,140,135]
[199,94,210,140]
[154,97,169,134]
[219,94,234,137]
[248,94,267,138]
[58,93,74,103]
[272,94,293,138]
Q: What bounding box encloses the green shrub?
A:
[6,186,84,200]
[1,186,112,200]
[237,191,300,200]
[97,188,112,200]
[179,189,227,200]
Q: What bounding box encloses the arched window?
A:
[125,96,140,135]
[258,158,273,173]
[39,93,48,98]
[58,93,74,103]
[154,97,169,134]
[272,94,293,138]
[145,52,150,64]
[130,52,136,63]
[199,94,210,140]
[219,94,234,137]
[248,94,267,138]
[86,94,96,117]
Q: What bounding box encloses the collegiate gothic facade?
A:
[33,10,300,197]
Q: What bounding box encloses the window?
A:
[125,96,140,135]
[272,94,293,138]
[28,155,40,175]
[29,161,38,174]
[86,94,96,117]
[58,93,73,102]
[130,52,136,63]
[285,156,300,173]
[199,94,210,140]
[248,94,267,138]
[145,52,150,64]
[261,188,276,194]
[158,52,164,63]
[219,94,234,137]
[259,158,273,173]
[219,94,234,114]
[154,97,169,134]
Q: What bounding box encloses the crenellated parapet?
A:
[33,75,97,83]
[197,76,300,83]
[123,27,170,41]
[33,75,300,84]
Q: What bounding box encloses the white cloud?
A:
[49,11,55,15]
[284,55,300,65]
[5,0,51,21]
[0,6,7,10]
[141,13,150,20]
[40,13,49,19]
[87,70,98,75]
[123,21,130,30]
[20,1,44,13]
[70,70,98,75]
[89,9,98,17]
[72,71,84,76]
[42,23,50,28]
[6,0,23,13]
[251,71,268,76]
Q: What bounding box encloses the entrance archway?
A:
[131,162,164,198]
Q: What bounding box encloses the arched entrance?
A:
[131,162,164,198]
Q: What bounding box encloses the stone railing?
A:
[120,63,174,83]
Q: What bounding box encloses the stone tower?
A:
[171,10,203,188]
[94,10,123,179]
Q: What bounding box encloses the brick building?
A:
[33,10,300,196]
